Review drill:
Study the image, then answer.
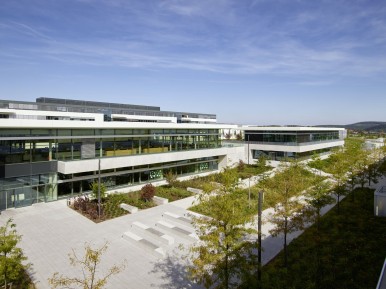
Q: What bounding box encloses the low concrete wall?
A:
[119,203,138,213]
[153,196,169,205]
[187,187,204,195]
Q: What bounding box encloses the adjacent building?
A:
[0,98,346,211]
[0,98,243,210]
[243,126,346,162]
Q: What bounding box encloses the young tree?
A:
[90,181,107,200]
[365,148,383,187]
[256,154,267,169]
[164,170,179,188]
[0,219,29,289]
[330,150,349,214]
[48,242,125,289]
[304,179,334,232]
[187,171,257,289]
[265,162,307,268]
[216,167,239,192]
[304,178,334,288]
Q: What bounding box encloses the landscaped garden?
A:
[185,138,386,289]
[255,187,386,289]
[189,163,323,219]
[69,181,195,222]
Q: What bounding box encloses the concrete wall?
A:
[248,140,344,154]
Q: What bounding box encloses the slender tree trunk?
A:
[225,245,229,289]
[224,224,229,289]
[337,194,340,214]
[284,216,288,268]
[316,210,321,289]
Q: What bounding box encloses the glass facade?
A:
[0,173,57,210]
[245,130,341,144]
[0,128,221,163]
[253,148,333,161]
[0,128,222,209]
[56,157,218,198]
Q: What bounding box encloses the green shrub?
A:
[90,181,107,200]
[156,187,193,201]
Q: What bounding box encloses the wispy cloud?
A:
[0,0,386,80]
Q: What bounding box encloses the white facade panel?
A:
[248,140,344,153]
[0,118,234,130]
[111,114,177,123]
[57,147,236,174]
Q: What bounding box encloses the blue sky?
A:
[1,0,385,125]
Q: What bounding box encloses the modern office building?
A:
[244,126,346,162]
[0,98,243,210]
[0,98,347,211]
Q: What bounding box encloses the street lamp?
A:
[98,157,101,218]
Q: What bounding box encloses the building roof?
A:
[242,126,346,131]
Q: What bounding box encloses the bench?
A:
[119,203,138,214]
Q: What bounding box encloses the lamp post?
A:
[248,177,251,208]
[98,157,101,218]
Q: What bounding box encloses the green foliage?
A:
[140,183,156,202]
[102,194,129,219]
[107,192,155,211]
[255,187,386,289]
[256,154,267,168]
[90,181,107,200]
[48,242,125,289]
[72,191,157,222]
[155,187,193,201]
[0,219,30,289]
[163,171,179,188]
[188,174,258,289]
[259,161,317,267]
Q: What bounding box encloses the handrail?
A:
[376,258,386,289]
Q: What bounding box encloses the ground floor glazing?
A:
[252,148,333,161]
[0,157,218,210]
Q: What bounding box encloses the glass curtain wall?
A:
[245,131,340,144]
[56,158,218,197]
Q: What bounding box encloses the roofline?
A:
[242,126,346,131]
[0,119,235,130]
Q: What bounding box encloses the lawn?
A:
[256,187,386,289]
[232,163,273,180]
[155,186,193,201]
[189,165,322,219]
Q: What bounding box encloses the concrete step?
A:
[131,221,174,246]
[162,211,193,228]
[122,231,165,258]
[155,220,198,241]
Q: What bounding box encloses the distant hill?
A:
[345,121,386,132]
[316,121,386,132]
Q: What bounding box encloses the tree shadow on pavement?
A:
[150,249,202,289]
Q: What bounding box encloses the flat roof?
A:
[0,118,234,130]
[243,126,345,132]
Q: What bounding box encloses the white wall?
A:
[57,147,241,174]
[248,140,344,154]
